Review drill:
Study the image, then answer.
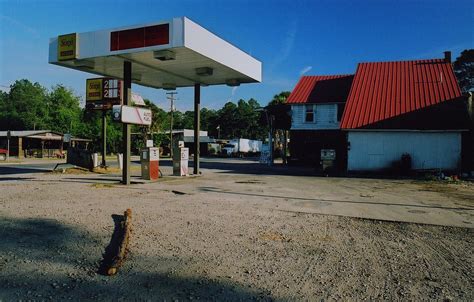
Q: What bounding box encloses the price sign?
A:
[86,78,123,110]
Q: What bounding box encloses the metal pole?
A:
[6,133,10,162]
[170,100,173,158]
[269,115,273,166]
[166,92,177,158]
[101,110,107,167]
[194,83,200,174]
[122,61,132,185]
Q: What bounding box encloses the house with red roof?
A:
[287,52,471,172]
[287,75,354,170]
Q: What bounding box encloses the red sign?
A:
[110,24,169,51]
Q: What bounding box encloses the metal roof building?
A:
[341,58,462,129]
[287,52,470,171]
[286,75,354,104]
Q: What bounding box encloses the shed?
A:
[341,54,469,171]
[0,130,63,158]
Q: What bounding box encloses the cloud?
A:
[227,86,238,102]
[0,15,40,38]
[269,20,297,70]
[299,66,312,76]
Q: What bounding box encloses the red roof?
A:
[287,75,354,104]
[341,59,462,129]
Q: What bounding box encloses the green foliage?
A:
[453,49,474,93]
[267,91,291,130]
[268,91,291,106]
[47,85,82,134]
[0,79,49,130]
[0,78,290,153]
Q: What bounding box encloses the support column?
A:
[102,110,107,167]
[122,61,132,185]
[18,137,23,159]
[194,83,200,175]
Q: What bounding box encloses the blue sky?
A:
[1,0,473,111]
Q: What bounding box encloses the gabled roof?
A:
[287,75,354,104]
[341,59,462,129]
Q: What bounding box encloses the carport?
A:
[49,17,262,184]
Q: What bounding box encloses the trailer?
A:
[222,138,262,157]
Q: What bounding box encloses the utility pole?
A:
[166,91,177,158]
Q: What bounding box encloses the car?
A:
[0,148,8,161]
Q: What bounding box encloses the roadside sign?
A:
[86,78,123,110]
[63,133,72,143]
[112,105,152,125]
[57,33,77,61]
[131,93,146,106]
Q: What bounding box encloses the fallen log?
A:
[105,208,132,276]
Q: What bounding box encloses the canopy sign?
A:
[57,33,77,61]
[86,78,123,110]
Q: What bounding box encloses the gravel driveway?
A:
[0,164,473,301]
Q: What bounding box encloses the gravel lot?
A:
[0,163,473,301]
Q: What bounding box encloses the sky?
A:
[0,0,473,111]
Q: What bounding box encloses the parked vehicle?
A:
[0,148,8,161]
[222,138,262,157]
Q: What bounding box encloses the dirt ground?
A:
[0,167,473,301]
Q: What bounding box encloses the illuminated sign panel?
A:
[86,78,103,101]
[86,78,123,110]
[57,33,77,61]
[110,24,169,51]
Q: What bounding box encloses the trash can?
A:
[141,147,159,180]
[173,147,189,176]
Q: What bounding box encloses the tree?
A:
[453,49,474,93]
[47,85,82,134]
[267,91,292,161]
[0,79,49,130]
[216,102,238,138]
[267,91,291,130]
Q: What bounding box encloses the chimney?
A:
[444,51,451,63]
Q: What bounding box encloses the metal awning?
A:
[49,17,262,89]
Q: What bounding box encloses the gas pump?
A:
[140,147,159,180]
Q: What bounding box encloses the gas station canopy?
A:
[49,17,262,89]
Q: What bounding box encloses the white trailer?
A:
[222,138,262,157]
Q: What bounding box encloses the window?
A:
[337,103,345,121]
[305,105,314,122]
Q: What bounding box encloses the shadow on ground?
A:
[0,166,52,175]
[0,216,276,301]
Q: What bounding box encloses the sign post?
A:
[123,61,132,185]
[102,110,107,167]
[86,77,124,168]
[6,130,10,161]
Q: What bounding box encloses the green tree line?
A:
[0,79,290,154]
